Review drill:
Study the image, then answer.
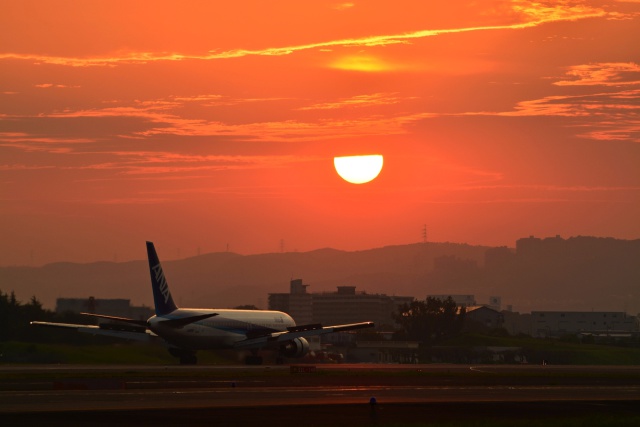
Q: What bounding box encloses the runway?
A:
[2,364,640,426]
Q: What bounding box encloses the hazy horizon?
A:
[2,233,638,268]
[2,235,638,315]
[2,2,639,267]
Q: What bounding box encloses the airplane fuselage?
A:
[148,309,296,350]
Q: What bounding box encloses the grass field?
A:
[436,333,640,365]
[0,341,233,365]
[1,333,639,366]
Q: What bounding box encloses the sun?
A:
[333,155,384,184]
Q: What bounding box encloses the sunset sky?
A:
[1,0,639,266]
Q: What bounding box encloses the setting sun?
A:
[0,1,638,267]
[333,155,384,184]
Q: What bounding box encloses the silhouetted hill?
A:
[0,242,483,310]
[1,237,638,315]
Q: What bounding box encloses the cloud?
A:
[462,88,640,142]
[554,62,640,86]
[328,54,400,72]
[3,93,431,142]
[577,121,640,142]
[454,183,640,192]
[66,152,320,185]
[298,93,413,110]
[0,163,55,171]
[0,128,317,178]
[510,0,606,22]
[0,1,615,67]
[460,88,639,118]
[452,60,640,143]
[34,83,78,89]
[0,132,94,153]
[333,3,355,11]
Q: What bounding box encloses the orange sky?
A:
[1,0,639,265]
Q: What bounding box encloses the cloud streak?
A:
[554,62,640,86]
[0,1,613,67]
[453,62,640,142]
[297,93,413,110]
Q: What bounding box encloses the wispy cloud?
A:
[454,183,640,192]
[298,93,413,110]
[459,88,639,117]
[69,152,321,186]
[502,94,605,117]
[454,60,640,143]
[0,163,56,171]
[333,2,355,11]
[34,83,79,89]
[554,62,640,86]
[577,121,640,142]
[463,88,640,142]
[0,1,614,67]
[0,132,94,153]
[4,94,432,142]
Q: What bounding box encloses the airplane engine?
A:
[280,337,310,358]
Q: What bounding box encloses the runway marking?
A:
[469,366,497,374]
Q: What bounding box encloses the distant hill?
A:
[1,237,638,315]
[0,242,484,310]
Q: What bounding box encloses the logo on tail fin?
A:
[152,263,171,304]
[146,241,178,315]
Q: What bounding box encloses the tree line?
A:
[0,290,104,344]
[392,296,467,346]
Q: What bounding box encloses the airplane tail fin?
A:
[146,241,178,316]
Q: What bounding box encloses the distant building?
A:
[268,280,413,329]
[55,297,153,321]
[530,311,639,338]
[502,311,533,336]
[464,306,504,329]
[268,279,313,325]
[488,296,502,311]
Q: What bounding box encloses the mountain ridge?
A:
[2,238,638,315]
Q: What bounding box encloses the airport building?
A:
[268,279,413,330]
[530,311,639,338]
[55,297,154,321]
[464,306,504,329]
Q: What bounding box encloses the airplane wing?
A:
[80,312,148,327]
[30,320,158,342]
[234,321,374,350]
[81,312,219,328]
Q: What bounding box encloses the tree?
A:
[0,290,60,342]
[393,296,465,346]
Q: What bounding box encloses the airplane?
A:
[31,241,374,364]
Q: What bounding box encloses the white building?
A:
[531,311,639,337]
[269,280,413,329]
